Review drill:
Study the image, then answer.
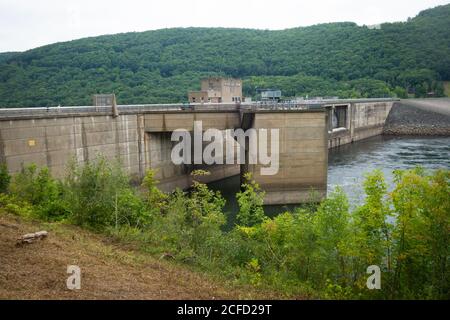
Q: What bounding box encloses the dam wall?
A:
[327,99,395,148]
[0,108,243,191]
[0,99,397,204]
[0,114,142,178]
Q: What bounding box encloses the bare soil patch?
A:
[0,213,279,300]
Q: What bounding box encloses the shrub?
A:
[141,169,168,214]
[0,163,10,193]
[63,157,150,229]
[236,173,266,227]
[391,169,450,299]
[0,193,34,217]
[144,171,227,262]
[9,164,68,221]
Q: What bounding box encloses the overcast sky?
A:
[0,0,448,52]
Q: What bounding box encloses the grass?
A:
[0,210,286,300]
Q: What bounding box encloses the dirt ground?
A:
[0,213,278,300]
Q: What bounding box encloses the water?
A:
[209,136,450,226]
[328,135,450,205]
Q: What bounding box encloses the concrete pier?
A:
[246,110,328,204]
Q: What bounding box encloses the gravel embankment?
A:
[383,98,450,135]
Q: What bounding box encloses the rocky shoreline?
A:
[383,99,450,136]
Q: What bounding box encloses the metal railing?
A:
[0,103,241,118]
[0,98,397,119]
[0,104,182,119]
[240,101,325,111]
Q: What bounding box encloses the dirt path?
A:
[0,213,275,300]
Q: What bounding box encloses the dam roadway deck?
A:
[0,99,397,204]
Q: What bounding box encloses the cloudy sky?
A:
[0,0,448,52]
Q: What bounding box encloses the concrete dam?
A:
[0,98,398,205]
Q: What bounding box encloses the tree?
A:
[1,4,449,107]
[236,173,266,227]
[391,169,450,298]
[313,187,352,287]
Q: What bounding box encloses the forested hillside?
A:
[0,53,18,64]
[0,4,449,107]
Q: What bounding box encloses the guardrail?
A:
[0,103,240,118]
[0,99,396,119]
[240,101,324,111]
[0,104,183,117]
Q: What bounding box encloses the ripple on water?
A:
[328,136,450,205]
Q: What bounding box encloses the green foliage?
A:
[0,52,18,64]
[0,193,34,217]
[393,86,408,98]
[245,75,396,100]
[229,170,449,299]
[391,169,450,299]
[145,174,226,261]
[63,157,150,229]
[313,187,353,287]
[1,5,449,107]
[0,163,10,193]
[141,169,167,214]
[236,173,266,227]
[9,164,68,221]
[1,159,448,299]
[354,171,393,268]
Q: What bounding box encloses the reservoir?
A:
[209,135,450,225]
